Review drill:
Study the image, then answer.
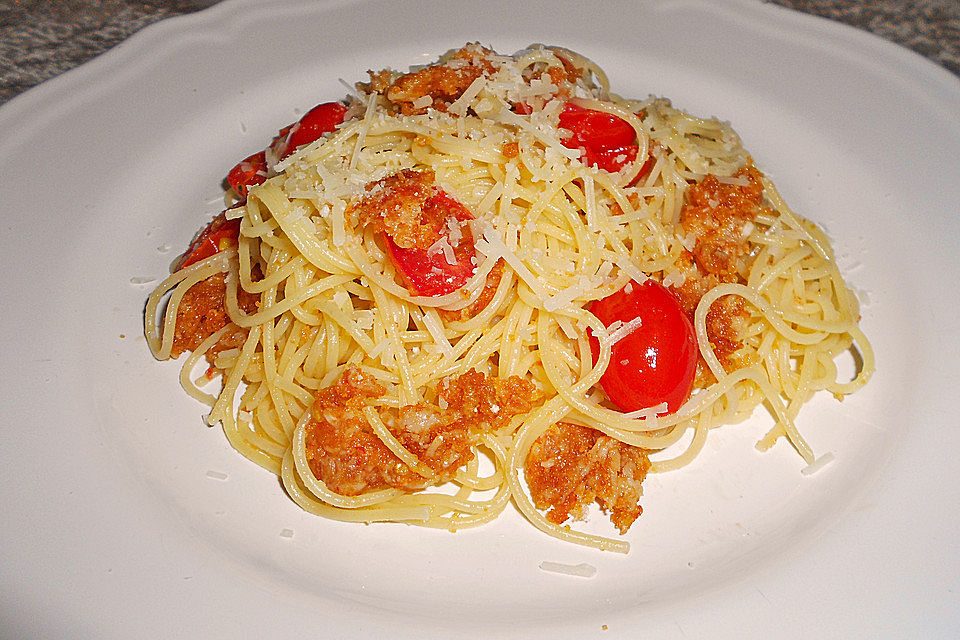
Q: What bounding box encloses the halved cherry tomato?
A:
[589,280,698,414]
[226,101,348,200]
[511,102,655,179]
[226,150,268,198]
[384,192,477,297]
[557,102,657,181]
[177,213,241,270]
[559,103,636,149]
[278,101,349,159]
[584,144,639,175]
[178,101,350,274]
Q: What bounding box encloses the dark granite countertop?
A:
[1,0,958,105]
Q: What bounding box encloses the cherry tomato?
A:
[279,101,348,159]
[226,150,268,198]
[589,280,698,414]
[511,102,654,179]
[177,213,241,270]
[384,192,477,297]
[558,102,656,180]
[185,101,349,271]
[584,144,639,175]
[559,103,636,149]
[226,101,348,199]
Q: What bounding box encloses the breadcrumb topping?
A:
[305,367,539,496]
[669,167,766,369]
[350,169,450,250]
[681,165,764,277]
[524,423,651,533]
[170,271,259,359]
[375,44,497,116]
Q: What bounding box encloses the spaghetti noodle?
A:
[144,44,873,553]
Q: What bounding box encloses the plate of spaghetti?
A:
[145,41,873,552]
[2,1,958,638]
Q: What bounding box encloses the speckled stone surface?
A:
[767,0,960,75]
[0,0,219,103]
[1,0,958,105]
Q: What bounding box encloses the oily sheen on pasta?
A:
[144,44,873,553]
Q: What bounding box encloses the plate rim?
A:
[1,1,959,638]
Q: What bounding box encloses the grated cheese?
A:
[367,338,391,360]
[607,316,644,344]
[539,561,597,578]
[661,269,686,288]
[432,235,458,266]
[614,257,648,284]
[330,201,346,247]
[478,224,551,303]
[332,289,350,310]
[349,92,379,170]
[411,95,433,110]
[422,310,455,359]
[447,75,487,116]
[801,452,835,475]
[544,275,598,312]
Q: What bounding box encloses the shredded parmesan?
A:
[544,275,597,312]
[478,224,551,303]
[411,95,433,110]
[448,76,487,116]
[801,451,835,475]
[539,561,597,578]
[422,310,455,359]
[615,257,648,284]
[606,316,644,344]
[330,202,346,247]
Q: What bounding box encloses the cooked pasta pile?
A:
[145,44,873,553]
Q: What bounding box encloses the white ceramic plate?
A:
[2,0,958,637]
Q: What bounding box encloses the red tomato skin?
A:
[515,102,651,177]
[586,144,638,175]
[187,102,348,272]
[280,101,348,158]
[227,102,348,198]
[557,103,646,176]
[559,103,636,149]
[589,280,698,414]
[384,192,476,297]
[384,236,476,297]
[178,215,241,270]
[227,151,268,198]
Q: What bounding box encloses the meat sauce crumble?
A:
[367,44,497,116]
[305,367,539,496]
[350,168,450,250]
[169,271,258,359]
[681,165,764,277]
[669,166,767,368]
[525,423,651,534]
